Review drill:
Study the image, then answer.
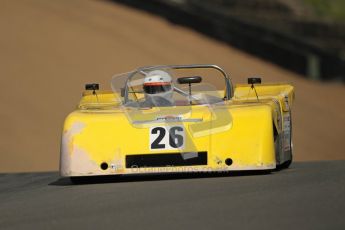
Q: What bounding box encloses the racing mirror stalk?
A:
[85,83,100,102]
[177,76,202,104]
[248,77,261,101]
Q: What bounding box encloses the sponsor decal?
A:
[156,115,183,122]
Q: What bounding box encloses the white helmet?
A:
[143,70,172,94]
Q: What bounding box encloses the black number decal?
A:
[151,127,166,149]
[169,126,184,148]
[151,126,184,149]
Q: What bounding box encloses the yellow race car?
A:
[60,64,294,180]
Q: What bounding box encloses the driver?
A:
[142,70,174,107]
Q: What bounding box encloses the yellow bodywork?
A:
[60,83,294,177]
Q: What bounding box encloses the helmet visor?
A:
[143,83,172,94]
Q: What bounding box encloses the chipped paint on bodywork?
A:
[60,120,127,176]
[61,122,85,155]
[60,122,90,176]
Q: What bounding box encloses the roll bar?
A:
[123,64,233,103]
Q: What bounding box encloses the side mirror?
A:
[85,83,99,95]
[177,76,202,84]
[85,83,99,91]
[177,76,202,105]
[247,77,261,85]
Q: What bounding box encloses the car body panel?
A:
[60,65,294,177]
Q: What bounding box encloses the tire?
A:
[70,175,120,184]
[70,176,86,184]
[275,110,293,170]
[277,156,292,170]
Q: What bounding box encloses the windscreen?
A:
[110,65,229,108]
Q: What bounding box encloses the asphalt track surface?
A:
[0,161,344,229]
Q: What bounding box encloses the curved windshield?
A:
[111,65,232,108]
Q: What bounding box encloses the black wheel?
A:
[275,110,293,170]
[70,175,120,184]
[282,110,293,169]
[70,177,84,184]
[276,158,292,170]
